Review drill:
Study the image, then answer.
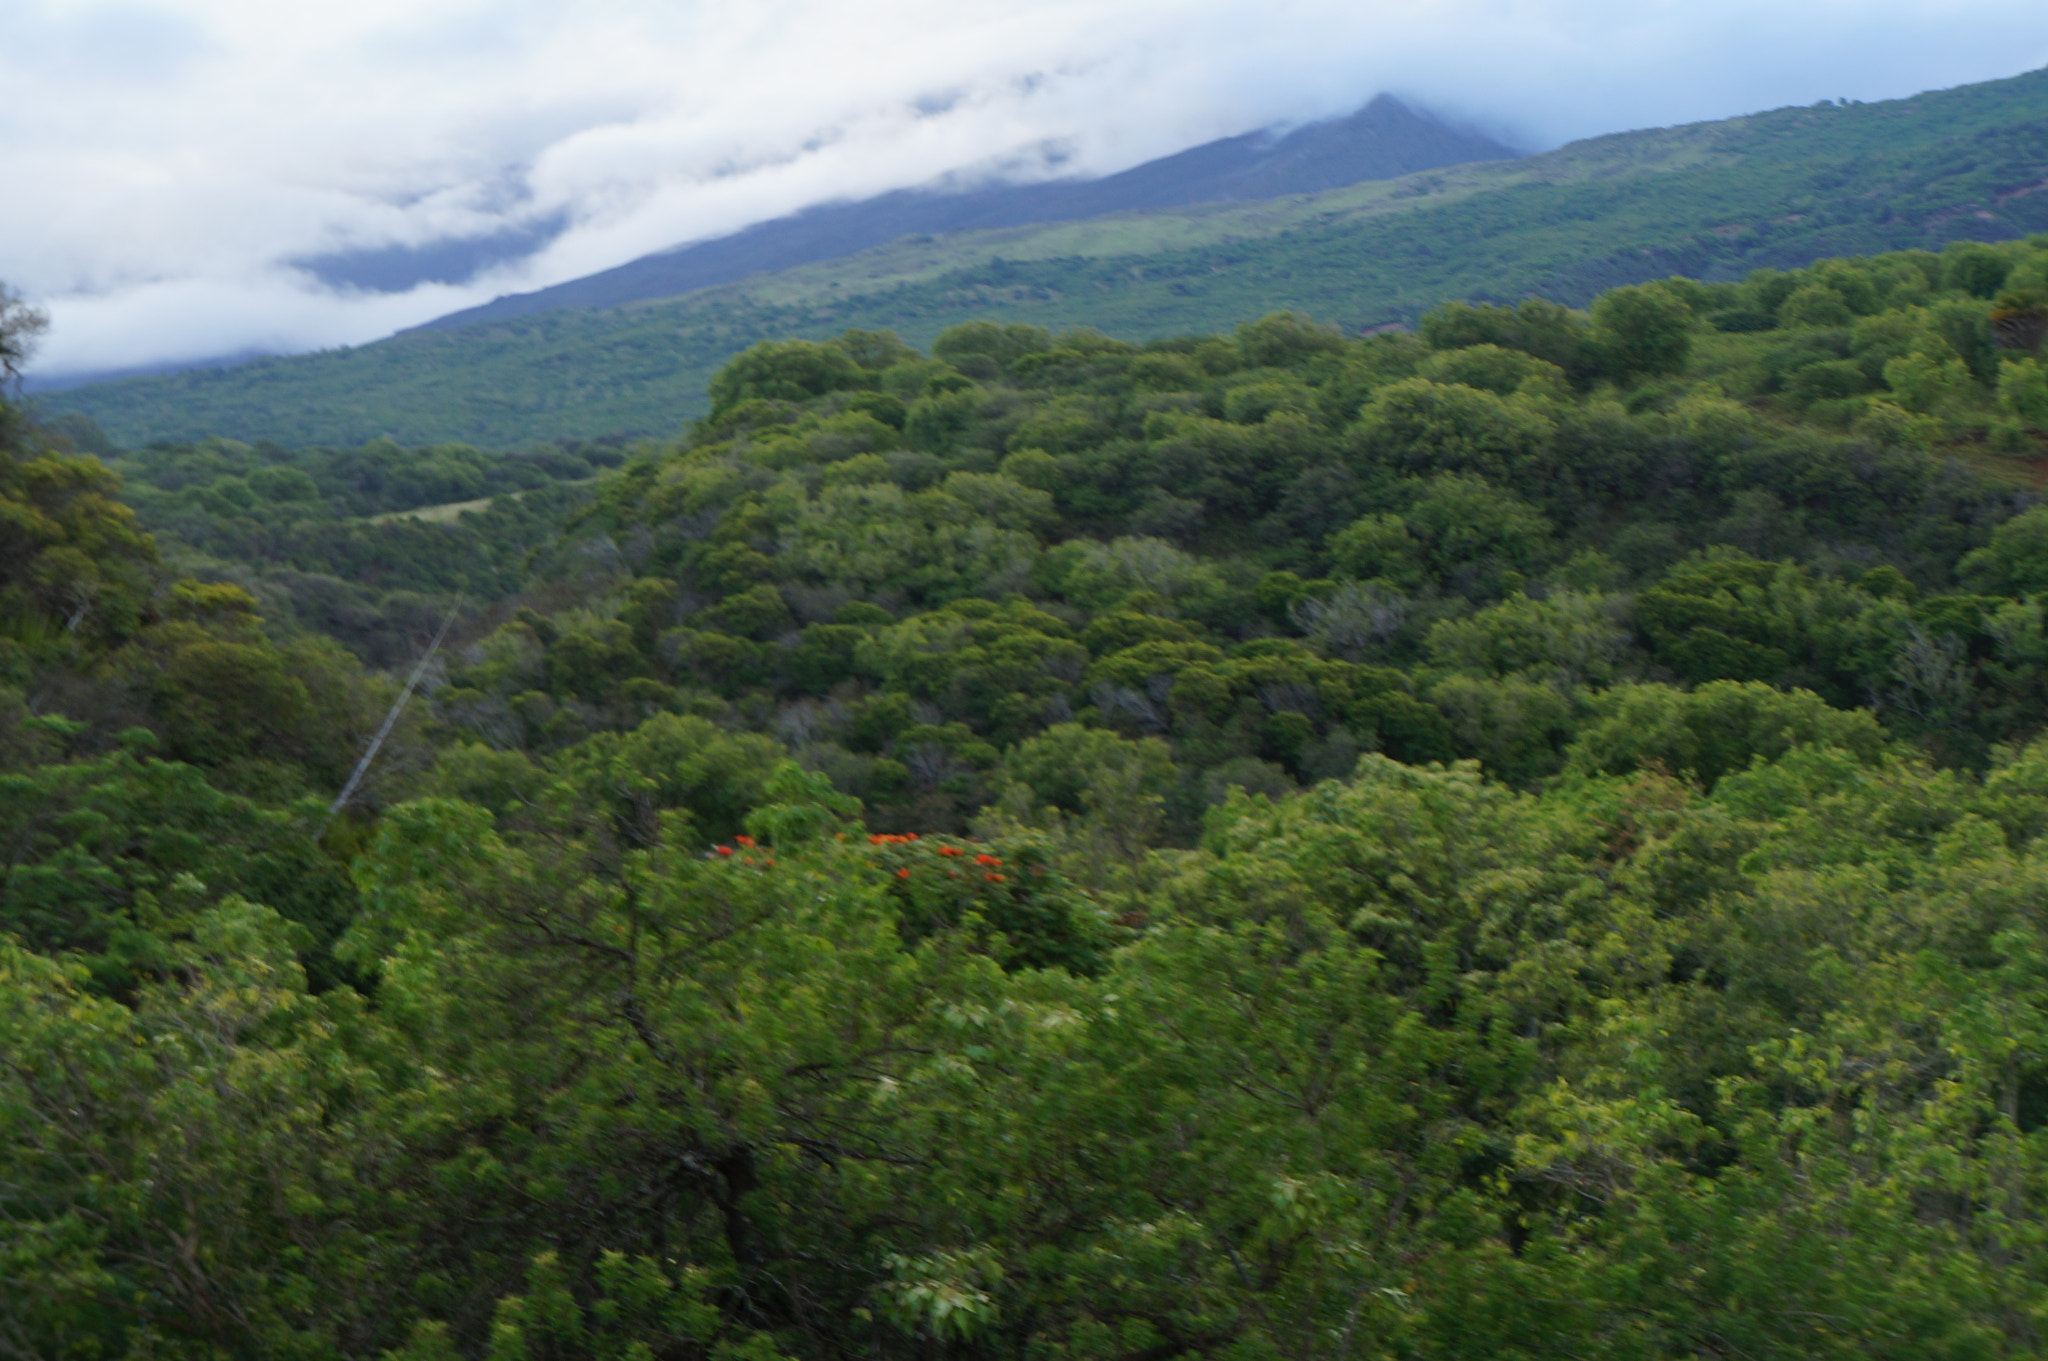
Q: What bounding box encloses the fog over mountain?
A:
[3,0,2044,379]
[412,95,1518,332]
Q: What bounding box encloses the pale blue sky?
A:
[4,0,2044,376]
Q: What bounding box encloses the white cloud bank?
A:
[3,0,2044,377]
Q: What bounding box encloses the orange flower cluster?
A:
[710,844,774,868]
[747,831,1024,888]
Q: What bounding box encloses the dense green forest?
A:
[68,427,625,666]
[38,65,2048,448]
[16,235,2048,1358]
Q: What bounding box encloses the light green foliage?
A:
[386,242,2048,836]
[1884,346,1976,414]
[1351,377,1556,486]
[16,737,2048,1356]
[1961,504,2048,595]
[880,1248,1000,1341]
[853,597,1085,744]
[933,470,1057,531]
[1420,296,1602,386]
[742,759,862,845]
[444,1252,754,1361]
[1326,511,1424,587]
[1233,310,1346,367]
[1997,355,2048,429]
[1632,550,1878,702]
[903,386,987,454]
[1563,679,1891,787]
[1807,258,1883,314]
[1943,239,2016,298]
[707,338,869,416]
[1658,385,1762,452]
[1397,473,1556,596]
[0,748,355,991]
[1416,342,1570,397]
[1593,280,1695,379]
[0,427,157,648]
[338,797,1007,1349]
[995,722,1178,855]
[776,477,1044,603]
[1777,281,1856,328]
[0,898,388,1360]
[426,741,547,815]
[1852,396,1938,448]
[1424,590,1635,687]
[1220,378,1317,424]
[100,432,608,665]
[1926,296,2000,382]
[542,612,651,697]
[548,711,784,845]
[1427,673,1582,784]
[1039,535,1225,615]
[931,320,1053,379]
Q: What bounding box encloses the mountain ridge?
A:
[415,95,1518,331]
[40,65,2048,448]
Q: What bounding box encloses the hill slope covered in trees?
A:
[13,237,2048,1356]
[411,93,1519,329]
[39,64,2048,448]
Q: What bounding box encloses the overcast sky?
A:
[5,0,2045,379]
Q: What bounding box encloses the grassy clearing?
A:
[369,477,596,524]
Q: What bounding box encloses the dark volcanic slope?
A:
[418,95,1517,330]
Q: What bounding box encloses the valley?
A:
[9,56,2048,1361]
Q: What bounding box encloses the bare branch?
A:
[0,283,49,390]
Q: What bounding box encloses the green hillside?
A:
[19,237,2048,1356]
[41,65,2048,448]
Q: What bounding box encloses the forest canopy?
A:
[9,235,2048,1358]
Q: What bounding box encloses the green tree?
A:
[1778,282,1856,327]
[0,748,355,992]
[0,427,158,648]
[0,900,392,1358]
[706,339,868,418]
[548,711,784,845]
[1326,511,1424,587]
[1350,378,1555,487]
[1961,504,2048,595]
[1233,310,1346,367]
[341,798,1008,1355]
[930,320,1052,379]
[1592,281,1695,381]
[1997,355,2048,429]
[1562,679,1890,787]
[1401,473,1556,596]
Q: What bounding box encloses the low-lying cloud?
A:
[4,0,2044,379]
